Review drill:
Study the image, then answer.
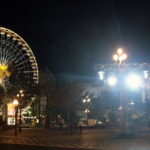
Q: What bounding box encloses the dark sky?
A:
[1,0,150,80]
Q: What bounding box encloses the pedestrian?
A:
[79,122,82,134]
[32,119,36,128]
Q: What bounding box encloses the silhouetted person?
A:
[79,123,82,134]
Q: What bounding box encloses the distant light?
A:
[117,48,123,55]
[82,99,86,103]
[36,119,39,123]
[86,95,89,99]
[126,74,142,89]
[20,90,23,93]
[113,54,118,61]
[13,99,19,106]
[21,93,24,97]
[129,101,135,105]
[118,106,122,110]
[85,109,90,113]
[98,121,102,124]
[107,76,117,86]
[143,71,148,79]
[98,71,105,80]
[87,98,91,102]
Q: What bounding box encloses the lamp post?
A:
[17,90,24,132]
[85,108,90,127]
[96,48,150,135]
[82,96,91,127]
[113,48,127,65]
[113,48,128,133]
[13,99,19,135]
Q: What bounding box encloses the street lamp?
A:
[107,76,117,86]
[13,99,19,135]
[82,96,91,127]
[82,97,91,103]
[126,74,142,89]
[113,48,127,65]
[17,90,24,132]
[96,47,150,135]
[85,108,90,127]
[85,109,90,113]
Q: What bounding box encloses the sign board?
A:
[7,104,16,126]
[7,117,15,125]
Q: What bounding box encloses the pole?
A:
[18,99,22,132]
[15,106,18,135]
[38,97,41,126]
[87,113,89,127]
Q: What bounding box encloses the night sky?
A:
[1,0,150,80]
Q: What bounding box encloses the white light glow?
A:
[85,109,90,113]
[113,54,118,61]
[98,71,105,80]
[126,74,142,89]
[13,99,19,106]
[144,71,148,79]
[117,48,123,55]
[83,99,86,103]
[87,98,91,102]
[118,106,122,110]
[107,76,117,86]
[129,101,135,105]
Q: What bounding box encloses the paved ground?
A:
[0,128,150,150]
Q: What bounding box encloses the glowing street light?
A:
[113,54,118,61]
[98,71,105,80]
[82,97,91,103]
[13,99,19,136]
[82,99,86,103]
[107,76,117,86]
[117,48,123,55]
[129,101,135,105]
[126,74,142,89]
[82,96,91,127]
[85,109,90,113]
[113,48,127,65]
[13,99,19,106]
[17,89,24,132]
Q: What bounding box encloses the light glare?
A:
[13,99,19,106]
[113,54,118,61]
[144,71,148,79]
[107,76,117,86]
[126,74,142,89]
[117,48,123,55]
[98,71,105,80]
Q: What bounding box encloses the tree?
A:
[90,89,119,125]
[55,79,83,124]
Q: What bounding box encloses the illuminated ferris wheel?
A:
[0,27,39,91]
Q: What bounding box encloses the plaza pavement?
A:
[0,128,150,150]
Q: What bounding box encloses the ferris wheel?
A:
[0,27,39,91]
